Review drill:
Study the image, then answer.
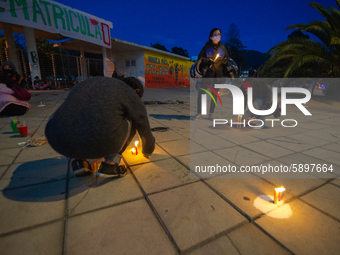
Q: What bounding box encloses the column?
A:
[80,48,87,80]
[23,27,41,85]
[102,47,108,77]
[3,24,20,73]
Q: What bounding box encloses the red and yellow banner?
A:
[144,51,192,88]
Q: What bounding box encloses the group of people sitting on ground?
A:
[33,76,50,90]
[0,61,31,117]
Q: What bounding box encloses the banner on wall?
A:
[145,51,192,88]
[0,0,113,48]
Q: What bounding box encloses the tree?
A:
[150,42,169,52]
[224,23,246,67]
[262,0,340,78]
[171,46,189,57]
[287,30,310,40]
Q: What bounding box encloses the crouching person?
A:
[45,76,155,178]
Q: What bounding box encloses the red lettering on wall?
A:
[101,23,111,46]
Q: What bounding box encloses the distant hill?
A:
[241,50,269,69]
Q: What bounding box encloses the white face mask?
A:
[211,35,221,43]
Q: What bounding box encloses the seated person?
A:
[0,61,26,88]
[33,76,49,90]
[45,76,155,178]
[0,61,30,116]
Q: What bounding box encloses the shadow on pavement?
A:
[149,114,191,120]
[2,158,118,202]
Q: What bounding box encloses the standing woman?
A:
[195,28,229,120]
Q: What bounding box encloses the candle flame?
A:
[275,187,285,192]
[131,148,136,153]
[135,141,139,146]
[214,54,220,61]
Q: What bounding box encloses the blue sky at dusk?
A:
[27,0,340,56]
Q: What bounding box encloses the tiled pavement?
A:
[0,88,340,254]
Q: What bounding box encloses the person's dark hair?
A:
[209,28,221,40]
[123,77,144,98]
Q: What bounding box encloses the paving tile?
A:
[295,121,331,130]
[303,128,340,142]
[67,199,177,255]
[264,126,309,137]
[315,117,340,126]
[263,177,325,197]
[0,135,31,150]
[267,134,329,152]
[148,182,247,251]
[331,178,340,187]
[205,173,293,218]
[159,139,207,156]
[152,129,184,143]
[276,153,340,178]
[216,131,260,145]
[227,223,291,255]
[255,199,340,255]
[190,128,236,150]
[321,143,340,153]
[176,154,190,168]
[14,144,63,163]
[0,157,68,190]
[32,120,49,137]
[303,148,340,167]
[300,184,340,221]
[247,130,281,140]
[131,158,195,194]
[122,144,171,166]
[68,172,143,216]
[186,235,239,255]
[0,220,64,255]
[192,121,235,135]
[213,146,270,166]
[0,148,22,166]
[0,165,7,179]
[242,141,293,159]
[188,151,237,178]
[0,180,66,235]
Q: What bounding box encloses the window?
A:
[126,60,130,67]
[131,60,136,67]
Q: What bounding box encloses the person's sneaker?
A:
[72,159,92,177]
[208,113,214,121]
[96,162,127,178]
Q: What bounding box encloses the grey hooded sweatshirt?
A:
[45,77,155,159]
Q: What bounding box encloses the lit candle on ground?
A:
[237,115,243,129]
[274,186,285,204]
[131,141,139,155]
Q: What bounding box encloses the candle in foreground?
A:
[134,141,138,155]
[274,186,285,204]
[131,141,139,155]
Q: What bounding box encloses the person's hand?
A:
[199,59,214,69]
[206,59,214,67]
